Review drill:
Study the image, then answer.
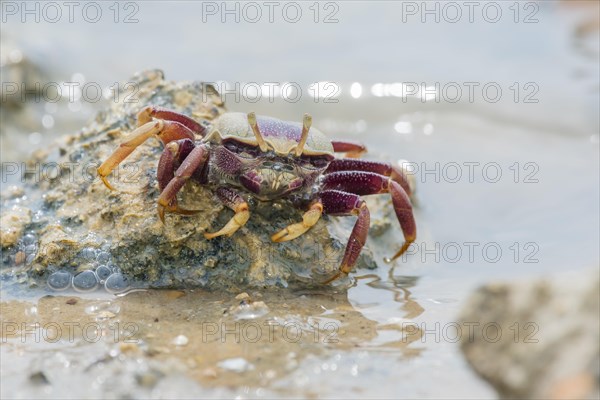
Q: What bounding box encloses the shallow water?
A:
[1,1,599,398]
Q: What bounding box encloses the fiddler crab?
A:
[97,107,416,283]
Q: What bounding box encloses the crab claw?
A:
[203,202,250,239]
[271,202,322,242]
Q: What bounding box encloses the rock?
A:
[0,37,48,109]
[0,36,50,163]
[0,207,31,248]
[28,371,50,386]
[0,70,386,291]
[459,271,600,399]
[135,369,164,388]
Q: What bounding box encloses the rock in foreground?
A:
[459,271,599,399]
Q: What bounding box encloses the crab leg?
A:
[158,139,207,190]
[319,190,370,284]
[323,171,416,261]
[97,120,196,190]
[137,106,206,136]
[204,187,250,239]
[158,139,193,193]
[331,140,367,158]
[325,158,412,196]
[271,201,323,242]
[157,143,209,222]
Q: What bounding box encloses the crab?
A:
[97,107,416,283]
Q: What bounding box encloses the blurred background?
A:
[2,1,598,157]
[1,1,599,399]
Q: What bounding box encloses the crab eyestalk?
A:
[294,113,312,156]
[247,112,269,152]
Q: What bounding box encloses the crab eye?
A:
[310,157,330,168]
[299,155,330,169]
[223,140,260,158]
[224,141,246,153]
[224,141,238,152]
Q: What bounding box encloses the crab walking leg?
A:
[319,190,371,284]
[331,140,367,158]
[323,171,416,261]
[204,187,250,239]
[325,158,413,197]
[157,139,196,194]
[387,181,417,261]
[97,120,196,190]
[136,106,206,135]
[271,201,323,242]
[157,144,209,223]
[156,139,206,221]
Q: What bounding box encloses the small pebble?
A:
[120,343,139,353]
[204,257,217,268]
[47,271,72,291]
[22,233,37,246]
[15,251,25,265]
[29,371,49,385]
[172,335,189,346]
[66,298,78,305]
[73,270,98,292]
[97,251,111,263]
[136,370,163,388]
[217,357,255,373]
[80,247,97,260]
[105,273,130,294]
[96,311,116,320]
[24,244,37,254]
[235,292,250,300]
[95,265,112,282]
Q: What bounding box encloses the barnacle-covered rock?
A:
[0,70,389,291]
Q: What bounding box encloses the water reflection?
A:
[0,283,425,397]
[348,272,425,355]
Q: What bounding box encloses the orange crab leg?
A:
[97,120,196,190]
[98,106,205,191]
[137,106,206,135]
